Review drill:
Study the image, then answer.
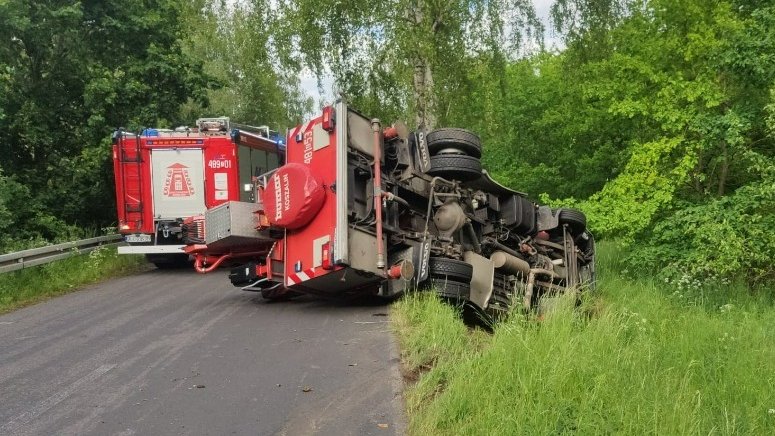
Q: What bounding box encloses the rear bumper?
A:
[118,245,186,255]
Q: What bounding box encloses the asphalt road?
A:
[0,269,405,436]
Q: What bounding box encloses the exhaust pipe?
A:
[490,251,530,276]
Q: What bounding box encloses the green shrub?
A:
[628,170,775,289]
[0,171,87,253]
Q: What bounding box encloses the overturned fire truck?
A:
[112,118,283,267]
[185,102,595,312]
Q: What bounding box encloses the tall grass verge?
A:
[0,246,146,313]
[392,242,775,435]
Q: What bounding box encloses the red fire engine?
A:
[185,102,596,314]
[112,118,283,267]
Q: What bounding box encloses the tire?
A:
[558,208,587,235]
[428,257,473,283]
[146,253,189,269]
[427,155,482,182]
[426,128,482,158]
[261,287,302,301]
[427,278,470,301]
[491,274,516,306]
[579,264,596,290]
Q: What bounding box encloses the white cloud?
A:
[534,0,554,17]
[299,67,335,110]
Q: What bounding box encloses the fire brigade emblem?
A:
[163,163,195,197]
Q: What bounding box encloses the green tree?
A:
[576,0,774,238]
[0,0,209,245]
[530,0,775,285]
[181,0,310,128]
[274,0,541,129]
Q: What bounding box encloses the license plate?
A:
[125,234,152,243]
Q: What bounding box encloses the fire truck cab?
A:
[189,101,595,314]
[112,117,283,267]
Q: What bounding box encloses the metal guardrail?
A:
[0,235,123,274]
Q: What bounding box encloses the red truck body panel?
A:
[281,115,340,287]
[112,134,238,236]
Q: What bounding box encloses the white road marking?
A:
[0,364,116,435]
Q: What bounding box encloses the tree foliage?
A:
[0,0,209,250]
[520,0,775,285]
[274,0,541,128]
[180,0,311,128]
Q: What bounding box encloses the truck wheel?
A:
[490,273,515,308]
[427,278,471,301]
[558,208,587,235]
[428,257,473,283]
[579,264,596,290]
[261,287,302,301]
[427,155,482,182]
[145,254,189,269]
[427,128,482,158]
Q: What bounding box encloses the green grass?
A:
[392,242,775,435]
[0,246,146,313]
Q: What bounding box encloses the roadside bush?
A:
[623,150,775,289]
[0,171,85,253]
[628,179,775,289]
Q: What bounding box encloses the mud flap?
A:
[536,205,560,232]
[417,240,431,284]
[463,251,494,309]
[413,132,432,173]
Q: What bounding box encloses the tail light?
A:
[321,242,332,270]
[321,106,335,132]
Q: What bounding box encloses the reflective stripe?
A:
[287,268,317,286]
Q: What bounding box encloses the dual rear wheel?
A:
[426,257,473,302]
[425,128,483,182]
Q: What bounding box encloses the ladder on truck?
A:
[117,132,144,230]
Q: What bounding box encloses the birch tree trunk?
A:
[411,0,436,130]
[413,59,436,129]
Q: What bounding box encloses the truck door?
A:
[238,146,280,202]
[150,149,206,219]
